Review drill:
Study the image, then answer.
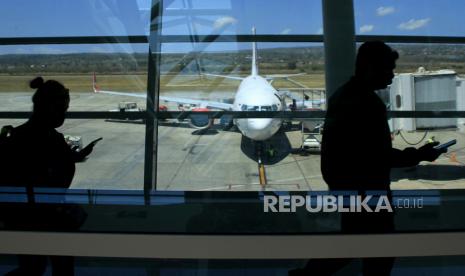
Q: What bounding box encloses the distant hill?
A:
[0,44,464,75]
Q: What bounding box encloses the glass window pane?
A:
[157,42,326,191]
[354,0,465,36]
[162,0,323,35]
[390,43,465,75]
[390,128,464,189]
[0,119,145,190]
[0,0,150,37]
[360,42,464,114]
[0,44,149,111]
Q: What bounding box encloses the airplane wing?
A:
[93,74,234,110]
[159,96,233,110]
[201,73,244,81]
[265,73,306,80]
[96,89,146,98]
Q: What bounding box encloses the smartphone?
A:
[88,137,103,147]
[434,139,456,150]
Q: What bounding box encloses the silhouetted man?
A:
[291,41,444,276]
[321,41,442,191]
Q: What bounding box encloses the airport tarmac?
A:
[1,91,465,191]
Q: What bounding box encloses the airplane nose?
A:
[248,118,271,130]
[245,119,273,140]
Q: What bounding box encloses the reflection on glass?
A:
[0,1,149,37]
[162,0,323,35]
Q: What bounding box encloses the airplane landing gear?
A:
[255,142,267,187]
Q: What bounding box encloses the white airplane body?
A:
[233,75,282,141]
[94,28,323,142]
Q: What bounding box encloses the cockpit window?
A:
[247,106,259,111]
[261,106,272,111]
[241,105,277,111]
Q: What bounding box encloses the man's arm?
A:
[391,147,419,167]
[391,142,446,168]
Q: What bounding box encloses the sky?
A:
[354,0,465,36]
[0,0,464,54]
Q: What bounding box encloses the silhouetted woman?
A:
[3,77,93,276]
[4,77,93,189]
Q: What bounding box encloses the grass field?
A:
[0,73,326,93]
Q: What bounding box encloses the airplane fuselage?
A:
[232,75,283,141]
[94,27,288,143]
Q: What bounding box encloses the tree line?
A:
[0,44,463,75]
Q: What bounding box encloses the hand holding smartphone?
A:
[73,137,102,162]
[434,139,456,151]
[80,137,102,157]
[88,137,103,147]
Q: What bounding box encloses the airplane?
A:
[93,28,325,145]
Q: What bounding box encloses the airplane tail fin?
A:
[92,72,100,93]
[251,26,258,76]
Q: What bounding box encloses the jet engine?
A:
[188,107,214,130]
[219,114,234,130]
